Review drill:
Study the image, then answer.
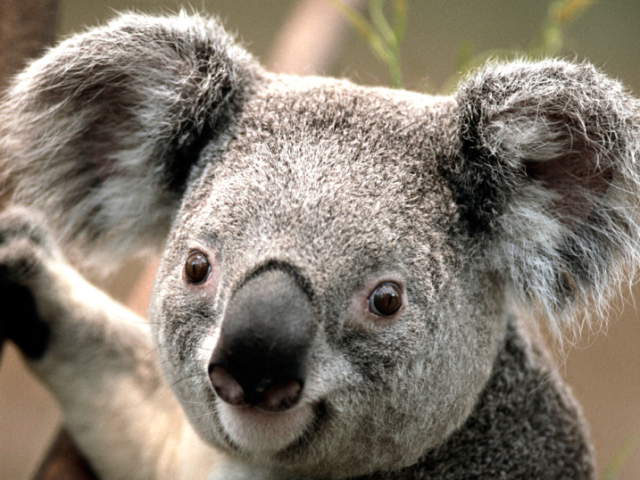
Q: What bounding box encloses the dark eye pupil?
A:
[185,251,210,284]
[370,282,402,316]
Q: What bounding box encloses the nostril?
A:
[209,365,246,406]
[258,379,303,412]
[209,363,304,412]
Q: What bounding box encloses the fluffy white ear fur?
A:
[0,12,258,268]
[455,59,640,335]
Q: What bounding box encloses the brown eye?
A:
[185,251,210,284]
[369,282,403,316]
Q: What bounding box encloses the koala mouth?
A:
[217,399,316,453]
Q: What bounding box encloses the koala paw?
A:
[0,206,57,359]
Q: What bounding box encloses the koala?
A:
[1,11,639,480]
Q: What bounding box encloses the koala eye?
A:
[185,251,210,284]
[368,282,403,316]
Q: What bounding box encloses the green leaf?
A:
[329,0,405,88]
[370,0,397,47]
[600,430,640,480]
[329,0,390,63]
[393,0,407,43]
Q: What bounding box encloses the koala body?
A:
[1,12,639,480]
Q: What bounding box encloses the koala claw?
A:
[0,205,54,253]
[0,206,56,359]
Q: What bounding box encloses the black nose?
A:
[209,269,316,412]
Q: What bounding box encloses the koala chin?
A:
[2,11,640,480]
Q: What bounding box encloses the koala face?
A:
[2,12,639,480]
[151,80,505,476]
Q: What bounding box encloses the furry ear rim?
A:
[450,59,640,336]
[0,12,261,270]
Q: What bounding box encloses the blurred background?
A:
[1,0,639,479]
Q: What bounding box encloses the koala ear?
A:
[448,60,640,333]
[0,12,260,264]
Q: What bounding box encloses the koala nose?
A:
[209,269,316,412]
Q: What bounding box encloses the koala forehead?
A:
[169,75,461,293]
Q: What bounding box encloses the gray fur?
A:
[1,11,638,480]
[0,12,258,266]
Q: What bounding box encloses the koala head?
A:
[2,13,639,479]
